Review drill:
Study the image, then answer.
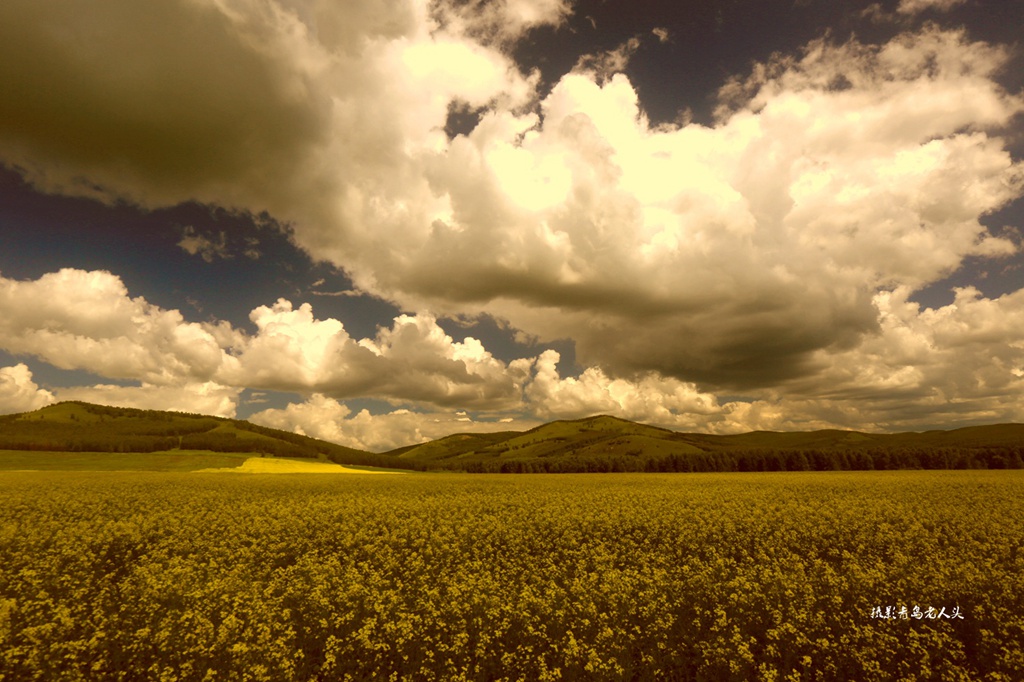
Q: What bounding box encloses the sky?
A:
[1,0,1023,451]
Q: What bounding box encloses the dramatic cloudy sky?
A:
[1,0,1022,450]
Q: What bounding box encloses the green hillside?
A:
[0,401,417,472]
[684,428,884,451]
[684,424,1024,452]
[389,415,1024,473]
[388,416,695,466]
[392,431,516,461]
[389,415,724,472]
[3,403,1023,473]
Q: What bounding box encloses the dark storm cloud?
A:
[0,0,331,210]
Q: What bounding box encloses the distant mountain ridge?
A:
[2,402,1023,473]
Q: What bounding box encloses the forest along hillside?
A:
[388,415,1024,473]
[0,401,417,471]
[2,402,1023,473]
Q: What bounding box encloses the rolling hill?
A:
[0,401,416,471]
[1,402,1022,473]
[392,415,703,465]
[387,415,1024,472]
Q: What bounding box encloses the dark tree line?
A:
[454,446,1024,474]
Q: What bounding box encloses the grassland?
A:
[0,449,250,472]
[1,470,1021,680]
[195,457,404,474]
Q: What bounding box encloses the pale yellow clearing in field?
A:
[196,457,403,474]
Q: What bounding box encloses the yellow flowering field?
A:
[1,471,1021,681]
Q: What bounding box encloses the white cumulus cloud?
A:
[897,0,967,15]
[306,26,1022,392]
[249,393,541,451]
[224,299,534,409]
[55,382,241,418]
[0,364,56,414]
[0,269,239,385]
